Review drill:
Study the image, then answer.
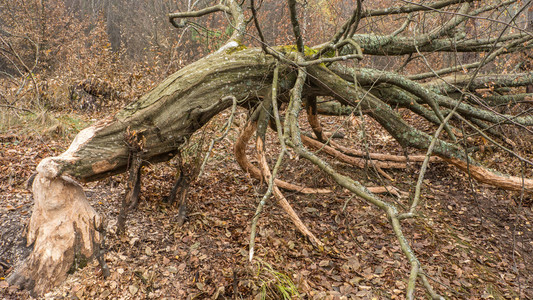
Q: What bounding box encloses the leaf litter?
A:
[1,110,532,299]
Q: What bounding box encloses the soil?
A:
[1,110,532,299]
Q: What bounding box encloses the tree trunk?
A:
[41,48,281,182]
[7,47,283,295]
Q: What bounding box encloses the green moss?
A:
[304,46,318,57]
[323,48,335,58]
[277,45,318,57]
[226,44,248,54]
[67,253,89,274]
[278,45,297,55]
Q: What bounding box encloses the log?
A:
[7,47,282,296]
[48,48,280,182]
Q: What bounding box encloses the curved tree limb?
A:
[169,0,245,45]
[169,4,231,28]
[234,120,331,194]
[309,64,533,192]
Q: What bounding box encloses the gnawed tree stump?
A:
[7,167,101,296]
[6,47,284,296]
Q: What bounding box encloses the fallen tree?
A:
[7,0,533,298]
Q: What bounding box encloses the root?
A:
[444,157,533,191]
[256,138,323,248]
[165,165,186,205]
[165,159,190,227]
[301,134,406,169]
[306,96,325,141]
[117,150,142,235]
[234,121,331,194]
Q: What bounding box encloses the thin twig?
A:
[198,95,237,178]
[0,104,34,114]
[287,0,304,53]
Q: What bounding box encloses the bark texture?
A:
[8,47,282,295]
[45,48,279,182]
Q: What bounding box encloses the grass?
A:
[253,259,299,300]
[0,107,90,141]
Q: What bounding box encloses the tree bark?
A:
[7,47,283,295]
[40,48,281,182]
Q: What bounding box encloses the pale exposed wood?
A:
[444,157,533,191]
[234,121,331,194]
[7,173,101,295]
[256,138,324,248]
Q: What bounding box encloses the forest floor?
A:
[1,108,533,299]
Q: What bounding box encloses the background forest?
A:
[2,0,531,131]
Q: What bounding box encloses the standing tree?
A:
[7,0,533,298]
